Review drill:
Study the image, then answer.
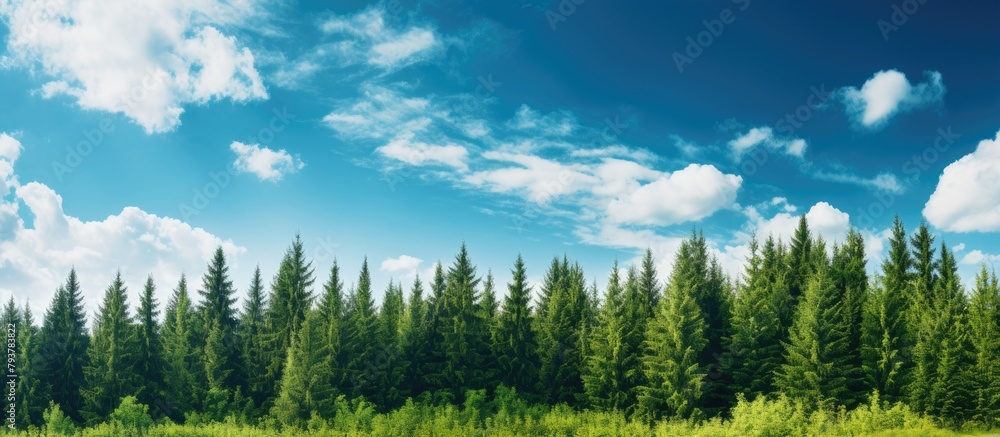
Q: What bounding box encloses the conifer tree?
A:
[862,216,911,403]
[923,244,971,423]
[239,266,269,411]
[317,261,346,399]
[583,261,643,413]
[401,275,427,397]
[197,247,240,393]
[82,271,140,424]
[271,309,335,428]
[0,297,20,334]
[536,257,587,406]
[264,236,316,405]
[728,237,786,398]
[438,243,488,402]
[775,249,851,410]
[480,270,500,390]
[638,249,660,318]
[786,215,813,305]
[422,262,448,394]
[494,255,539,397]
[16,303,44,428]
[343,258,379,400]
[639,239,708,420]
[830,229,868,407]
[38,269,90,422]
[967,264,1000,427]
[135,275,165,411]
[162,275,198,418]
[374,280,406,410]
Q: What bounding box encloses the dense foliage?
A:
[2,216,998,435]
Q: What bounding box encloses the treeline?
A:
[3,215,999,432]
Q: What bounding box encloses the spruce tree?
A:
[271,309,335,428]
[728,236,786,398]
[480,270,500,390]
[15,303,44,428]
[264,236,316,405]
[639,239,708,420]
[924,244,971,423]
[38,269,90,423]
[583,261,643,413]
[197,247,240,392]
[438,243,488,403]
[317,261,346,400]
[862,215,911,403]
[401,275,427,397]
[536,257,587,406]
[374,280,407,410]
[775,249,851,410]
[343,258,379,400]
[82,271,141,424]
[830,229,868,407]
[135,275,165,411]
[786,215,813,305]
[967,264,1000,427]
[162,275,198,418]
[422,262,448,394]
[239,266,269,411]
[638,249,660,318]
[494,255,539,397]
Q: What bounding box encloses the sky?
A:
[0,0,999,318]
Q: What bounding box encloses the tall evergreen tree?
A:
[422,262,448,394]
[728,236,786,398]
[374,280,407,410]
[38,269,90,423]
[967,264,1000,427]
[401,274,428,397]
[271,309,335,428]
[583,261,644,414]
[264,236,316,406]
[239,266,269,411]
[639,238,708,420]
[921,244,971,423]
[82,271,140,424]
[775,248,851,410]
[135,275,165,411]
[536,257,587,406]
[907,225,942,413]
[343,258,379,400]
[494,255,539,397]
[15,302,44,428]
[638,249,660,318]
[786,215,813,306]
[480,270,500,390]
[162,275,198,418]
[197,247,241,392]
[830,229,868,407]
[437,243,488,403]
[862,215,911,403]
[317,261,346,400]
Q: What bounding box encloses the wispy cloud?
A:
[836,69,945,129]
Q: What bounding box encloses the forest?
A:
[1,215,998,436]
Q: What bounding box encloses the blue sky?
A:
[1,0,999,315]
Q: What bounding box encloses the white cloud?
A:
[230,141,304,182]
[747,201,851,245]
[0,133,22,163]
[323,84,432,140]
[508,105,576,137]
[319,8,442,70]
[924,130,1000,232]
[728,126,807,159]
[960,250,1000,266]
[0,145,245,319]
[1,0,268,133]
[837,69,945,129]
[377,132,468,171]
[771,197,797,213]
[465,152,598,203]
[569,145,656,162]
[953,243,966,253]
[606,164,742,226]
[811,169,905,194]
[380,255,424,280]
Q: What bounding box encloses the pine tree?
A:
[862,215,911,403]
[786,215,813,306]
[135,275,165,412]
[82,271,141,425]
[239,266,269,411]
[422,262,448,395]
[583,261,643,413]
[401,275,427,397]
[967,264,1000,427]
[494,255,539,397]
[438,243,488,403]
[15,303,44,428]
[728,236,786,398]
[638,249,660,318]
[343,258,379,400]
[924,244,971,423]
[374,280,406,410]
[271,309,335,428]
[162,275,197,418]
[38,269,90,423]
[775,250,851,410]
[317,261,346,400]
[264,236,316,406]
[690,232,733,414]
[198,247,240,392]
[536,257,587,406]
[830,229,868,407]
[480,270,500,390]
[639,238,708,420]
[907,225,941,413]
[0,297,20,334]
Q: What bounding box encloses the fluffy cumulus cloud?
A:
[924,130,1000,232]
[960,250,1000,266]
[465,152,598,203]
[319,7,442,70]
[380,255,424,280]
[606,164,742,226]
[0,139,244,317]
[747,201,851,244]
[230,141,304,182]
[837,69,945,129]
[728,126,807,159]
[0,0,268,133]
